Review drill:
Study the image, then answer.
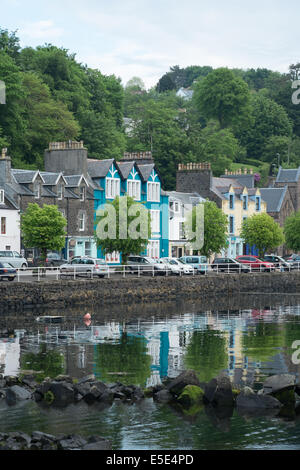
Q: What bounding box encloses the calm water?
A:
[0,293,300,450]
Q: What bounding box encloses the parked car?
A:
[0,261,17,281]
[262,254,291,271]
[178,256,208,274]
[211,257,250,273]
[0,250,28,269]
[60,257,109,278]
[175,258,195,275]
[285,254,299,263]
[30,252,68,267]
[235,255,275,272]
[126,256,167,275]
[159,258,182,275]
[290,255,300,270]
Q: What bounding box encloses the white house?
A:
[0,187,20,252]
[166,191,205,258]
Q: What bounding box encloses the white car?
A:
[0,250,28,269]
[175,258,195,275]
[159,258,182,275]
[60,257,109,278]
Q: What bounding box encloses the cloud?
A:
[19,20,63,41]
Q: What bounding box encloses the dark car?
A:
[235,255,275,272]
[32,252,68,267]
[0,261,17,281]
[211,257,250,273]
[126,256,167,275]
[263,255,291,271]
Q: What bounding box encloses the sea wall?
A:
[1,272,300,313]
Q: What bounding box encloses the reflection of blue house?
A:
[87,152,169,263]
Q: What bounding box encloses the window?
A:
[150,210,160,234]
[105,251,120,263]
[85,241,91,257]
[229,216,234,234]
[1,217,6,234]
[243,195,248,210]
[34,181,41,199]
[179,222,185,239]
[147,182,160,202]
[147,240,160,259]
[106,178,120,199]
[229,193,234,209]
[79,212,85,231]
[127,180,141,200]
[58,184,64,200]
[0,189,4,204]
[80,186,86,202]
[255,196,261,211]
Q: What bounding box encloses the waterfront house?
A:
[0,151,20,252]
[176,163,267,258]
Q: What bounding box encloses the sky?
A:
[1,0,300,89]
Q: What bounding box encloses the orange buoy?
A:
[84,313,91,320]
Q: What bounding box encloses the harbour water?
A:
[0,293,300,450]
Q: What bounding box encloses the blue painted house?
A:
[87,152,169,263]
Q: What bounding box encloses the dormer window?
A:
[255,196,261,211]
[34,181,41,199]
[0,189,4,204]
[243,195,248,210]
[80,186,86,202]
[229,193,234,210]
[58,183,64,200]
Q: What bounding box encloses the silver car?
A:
[0,250,28,269]
[126,256,167,275]
[159,258,182,275]
[60,257,109,278]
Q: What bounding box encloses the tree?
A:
[95,196,151,264]
[193,67,251,128]
[284,211,300,252]
[21,203,67,261]
[185,201,228,258]
[241,213,285,258]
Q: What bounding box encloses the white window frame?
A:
[127,180,141,201]
[57,183,64,200]
[79,212,85,231]
[0,189,4,204]
[150,210,160,234]
[147,240,160,259]
[80,185,86,202]
[106,178,120,199]
[105,251,120,263]
[147,182,160,202]
[34,182,41,199]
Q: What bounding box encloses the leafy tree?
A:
[284,211,300,252]
[95,196,151,264]
[241,213,285,258]
[185,201,228,258]
[125,76,145,91]
[193,67,251,128]
[0,28,20,59]
[21,203,67,261]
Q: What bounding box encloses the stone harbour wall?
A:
[0,272,300,313]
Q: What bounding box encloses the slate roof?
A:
[166,191,205,205]
[12,169,40,184]
[220,173,255,188]
[116,161,135,179]
[276,166,300,183]
[136,163,155,182]
[40,172,63,185]
[87,159,115,178]
[260,186,287,212]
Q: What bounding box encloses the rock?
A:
[0,379,6,388]
[83,437,112,450]
[53,374,73,384]
[262,374,296,406]
[167,370,201,397]
[5,385,32,405]
[48,381,75,405]
[204,374,234,407]
[236,386,282,410]
[4,376,19,387]
[74,381,91,398]
[177,385,204,408]
[153,389,173,404]
[31,431,57,445]
[57,434,88,450]
[77,374,95,385]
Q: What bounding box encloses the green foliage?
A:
[284,211,300,251]
[20,344,65,382]
[95,196,151,264]
[21,203,67,260]
[241,213,285,257]
[193,67,251,129]
[185,201,228,258]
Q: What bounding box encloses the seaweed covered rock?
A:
[167,370,202,397]
[262,374,296,406]
[177,385,204,408]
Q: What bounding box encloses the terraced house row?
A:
[0,141,296,261]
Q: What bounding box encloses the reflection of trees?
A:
[94,333,152,386]
[242,322,285,363]
[184,328,228,382]
[20,344,65,381]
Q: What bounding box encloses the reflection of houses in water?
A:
[0,331,25,376]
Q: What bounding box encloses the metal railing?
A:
[0,261,299,282]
